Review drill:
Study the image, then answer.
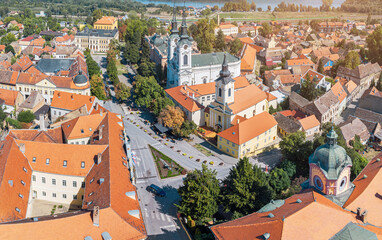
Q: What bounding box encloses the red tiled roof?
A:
[51,91,95,112]
[0,89,19,106]
[165,86,203,112]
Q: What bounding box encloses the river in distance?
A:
[137,0,345,9]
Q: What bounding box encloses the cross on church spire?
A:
[170,0,179,35]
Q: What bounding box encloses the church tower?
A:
[167,3,180,88]
[215,54,235,106]
[176,7,193,86]
[308,128,353,196]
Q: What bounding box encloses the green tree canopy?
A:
[366,26,382,65]
[279,159,297,178]
[90,74,106,100]
[268,168,290,194]
[115,82,131,102]
[344,51,361,69]
[17,110,35,123]
[177,164,220,222]
[259,22,272,37]
[317,58,324,74]
[189,18,216,53]
[214,29,225,52]
[228,38,243,55]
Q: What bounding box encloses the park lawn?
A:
[116,59,127,75]
[149,144,185,179]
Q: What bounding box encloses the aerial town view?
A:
[0,0,382,239]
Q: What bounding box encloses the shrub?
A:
[17,110,35,123]
[6,118,21,129]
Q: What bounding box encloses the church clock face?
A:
[314,175,323,191]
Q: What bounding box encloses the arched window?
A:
[228,88,231,97]
[218,88,222,97]
[183,55,188,66]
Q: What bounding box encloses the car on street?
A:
[146,184,166,197]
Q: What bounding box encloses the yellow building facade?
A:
[94,16,118,30]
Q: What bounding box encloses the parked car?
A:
[146,184,166,197]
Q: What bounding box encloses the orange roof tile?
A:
[0,89,19,106]
[9,128,64,143]
[0,208,146,240]
[218,112,277,145]
[240,44,257,72]
[345,80,357,94]
[266,92,277,102]
[331,81,347,103]
[185,77,249,97]
[51,91,95,112]
[0,45,5,52]
[165,86,203,112]
[343,155,382,226]
[62,114,105,140]
[11,56,33,72]
[30,38,45,47]
[94,16,117,25]
[298,115,320,131]
[228,85,267,114]
[287,58,314,66]
[231,115,247,126]
[217,23,237,29]
[15,139,107,176]
[0,138,31,223]
[238,37,254,45]
[303,69,325,82]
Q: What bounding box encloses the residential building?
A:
[18,90,45,114]
[305,90,339,123]
[337,62,381,91]
[286,58,315,75]
[331,81,348,116]
[167,13,240,88]
[217,112,278,158]
[50,91,99,122]
[298,115,321,137]
[274,112,302,137]
[146,34,168,67]
[0,88,24,114]
[93,16,118,30]
[239,44,257,73]
[301,69,331,92]
[215,23,239,36]
[340,117,370,147]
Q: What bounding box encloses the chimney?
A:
[99,126,103,140]
[357,207,361,217]
[19,143,25,153]
[39,114,46,131]
[57,92,61,98]
[184,85,187,91]
[100,108,103,116]
[192,92,195,99]
[95,104,98,110]
[93,206,100,226]
[361,210,368,223]
[96,153,102,165]
[237,119,240,124]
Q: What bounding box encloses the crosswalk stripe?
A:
[160,213,165,221]
[155,212,160,220]
[166,215,172,222]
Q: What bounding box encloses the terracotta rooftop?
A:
[94,16,117,25]
[62,113,105,140]
[298,115,320,131]
[51,91,95,112]
[0,88,19,106]
[331,82,347,103]
[228,84,268,114]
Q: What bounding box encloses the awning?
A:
[154,123,169,133]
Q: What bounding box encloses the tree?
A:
[92,9,103,24]
[215,29,225,52]
[321,0,333,11]
[268,168,291,194]
[4,45,14,55]
[366,26,382,65]
[17,110,35,123]
[189,18,216,53]
[317,58,324,74]
[180,120,197,137]
[344,51,361,69]
[250,1,256,11]
[300,74,319,101]
[141,40,150,62]
[350,135,364,152]
[177,165,220,222]
[138,60,155,77]
[90,75,106,100]
[259,22,272,37]
[86,54,101,77]
[279,159,296,178]
[228,38,243,55]
[115,82,131,102]
[280,131,313,176]
[158,105,184,134]
[0,33,16,46]
[129,44,140,64]
[267,5,272,11]
[0,107,6,126]
[221,157,274,216]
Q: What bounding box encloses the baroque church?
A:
[166,9,241,88]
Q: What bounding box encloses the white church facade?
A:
[166,11,241,88]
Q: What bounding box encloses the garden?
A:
[149,144,186,179]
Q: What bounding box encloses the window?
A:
[81,161,85,168]
[63,160,67,167]
[21,180,25,186]
[63,194,67,199]
[73,181,77,188]
[228,88,231,97]
[81,129,84,133]
[73,195,77,200]
[42,177,46,184]
[52,179,56,185]
[90,178,94,184]
[46,158,50,165]
[218,88,222,97]
[226,139,229,144]
[81,182,85,188]
[232,142,235,147]
[207,96,211,100]
[82,195,84,200]
[218,116,221,122]
[232,150,235,155]
[52,193,56,198]
[219,145,222,149]
[42,191,46,196]
[88,192,94,196]
[32,157,36,163]
[32,175,36,182]
[226,148,229,152]
[62,180,66,186]
[15,207,20,213]
[88,201,93,205]
[19,193,23,198]
[183,55,188,65]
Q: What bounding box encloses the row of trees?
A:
[84,49,106,101]
[178,156,302,232]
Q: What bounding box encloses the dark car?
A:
[146,184,166,197]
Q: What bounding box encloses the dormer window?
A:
[15,207,20,213]
[63,160,67,167]
[32,157,36,163]
[23,167,27,173]
[81,129,84,133]
[218,88,222,97]
[81,161,85,168]
[90,178,94,184]
[21,180,25,186]
[46,158,50,165]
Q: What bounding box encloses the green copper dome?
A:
[309,129,352,180]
